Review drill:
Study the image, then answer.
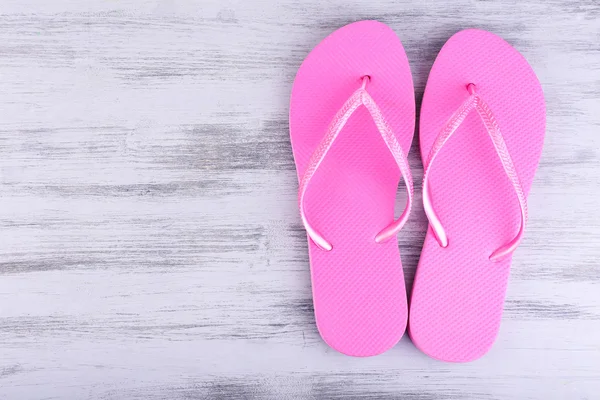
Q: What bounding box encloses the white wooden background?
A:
[1,1,599,399]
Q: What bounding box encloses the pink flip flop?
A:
[290,21,415,357]
[409,29,546,362]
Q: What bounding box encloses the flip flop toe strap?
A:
[423,83,527,262]
[298,76,414,251]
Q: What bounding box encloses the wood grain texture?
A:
[1,0,599,398]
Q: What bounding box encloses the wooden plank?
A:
[1,0,599,398]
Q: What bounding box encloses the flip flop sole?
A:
[290,21,415,357]
[409,29,546,362]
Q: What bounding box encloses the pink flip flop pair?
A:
[290,21,545,361]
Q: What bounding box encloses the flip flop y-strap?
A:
[298,76,414,251]
[422,83,528,262]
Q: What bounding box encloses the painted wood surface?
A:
[1,0,599,398]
